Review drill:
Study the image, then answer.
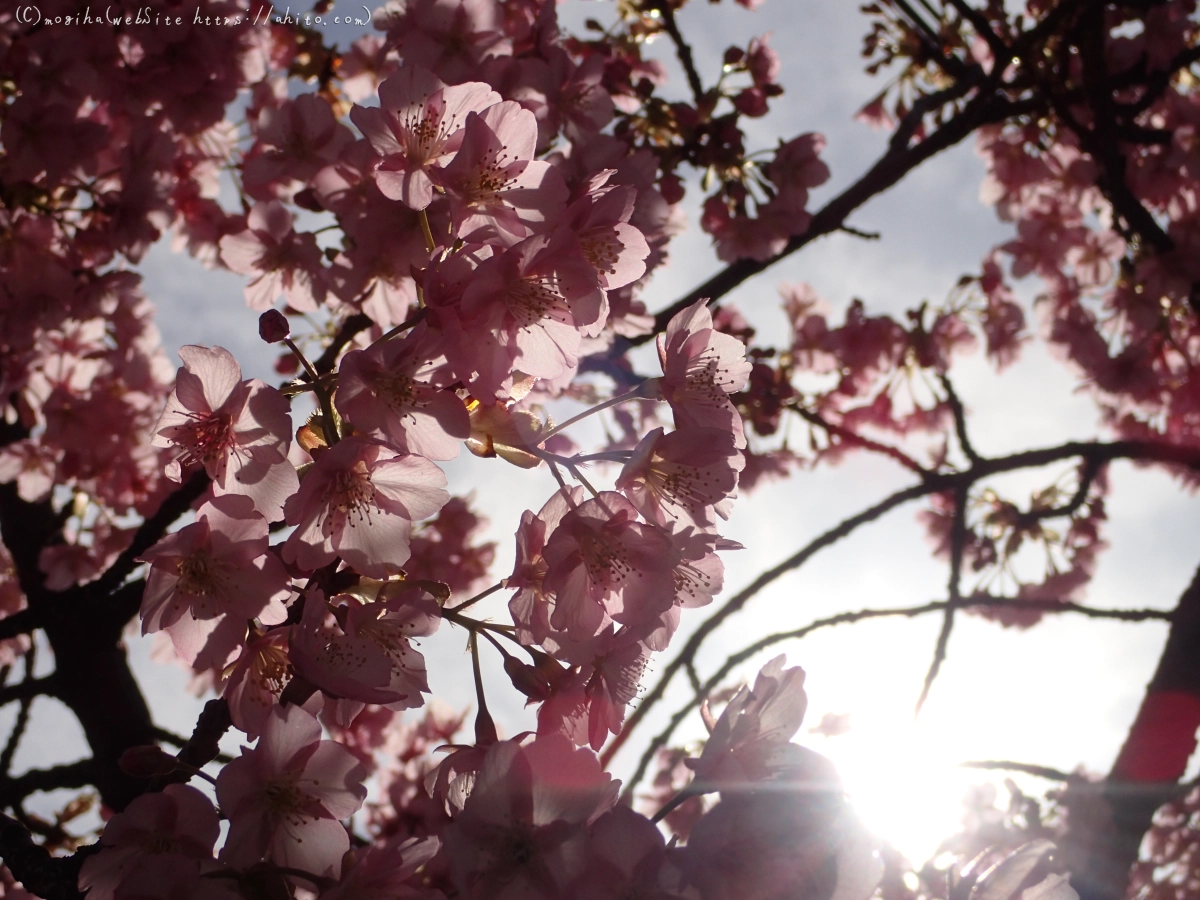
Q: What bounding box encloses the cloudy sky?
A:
[9,0,1200,869]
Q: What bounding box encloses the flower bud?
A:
[258,309,290,344]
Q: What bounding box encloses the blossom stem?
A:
[469,631,498,744]
[539,378,660,442]
[284,338,339,445]
[445,581,504,614]
[650,781,710,824]
[418,208,437,254]
[378,307,429,342]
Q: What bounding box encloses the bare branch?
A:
[0,760,96,808]
[1,644,37,776]
[620,596,1172,798]
[646,0,704,106]
[0,812,86,900]
[789,402,930,476]
[915,483,969,714]
[940,373,982,465]
[605,438,1200,767]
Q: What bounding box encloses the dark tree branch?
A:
[0,760,96,808]
[944,0,1010,61]
[603,438,1200,767]
[0,644,36,776]
[150,698,233,792]
[939,373,982,465]
[620,596,1172,799]
[1066,560,1200,900]
[646,0,704,106]
[789,402,930,476]
[915,483,969,714]
[0,812,85,900]
[632,75,1018,343]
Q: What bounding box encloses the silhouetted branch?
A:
[604,437,1200,767]
[0,812,86,900]
[789,403,930,476]
[1,645,36,776]
[646,0,704,105]
[940,373,981,465]
[916,483,968,714]
[0,760,96,808]
[620,596,1172,799]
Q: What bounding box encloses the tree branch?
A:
[620,595,1172,799]
[603,438,1200,767]
[915,483,968,714]
[0,812,85,900]
[646,0,704,106]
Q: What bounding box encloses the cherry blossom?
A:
[289,583,441,710]
[657,300,753,449]
[281,436,449,578]
[616,427,743,529]
[432,102,568,243]
[218,201,326,312]
[152,344,297,520]
[79,785,219,900]
[351,67,500,210]
[334,326,470,461]
[216,704,368,878]
[441,735,618,899]
[688,654,809,789]
[542,492,679,640]
[139,493,290,670]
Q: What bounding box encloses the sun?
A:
[818,714,982,867]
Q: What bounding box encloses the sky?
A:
[6,0,1200,872]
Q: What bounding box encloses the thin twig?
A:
[646,0,704,105]
[790,402,929,476]
[940,373,981,465]
[915,483,968,714]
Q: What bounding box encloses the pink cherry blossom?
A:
[152,344,298,520]
[281,436,449,578]
[688,654,808,789]
[216,704,368,877]
[542,492,679,640]
[508,489,580,646]
[577,805,695,900]
[321,834,442,900]
[139,493,290,670]
[616,427,743,529]
[79,784,219,900]
[243,94,353,198]
[222,628,292,739]
[559,171,650,292]
[681,751,880,900]
[441,735,618,900]
[351,66,500,210]
[432,102,568,244]
[289,583,441,709]
[376,0,512,86]
[218,201,327,312]
[656,301,752,449]
[445,232,606,397]
[334,326,470,461]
